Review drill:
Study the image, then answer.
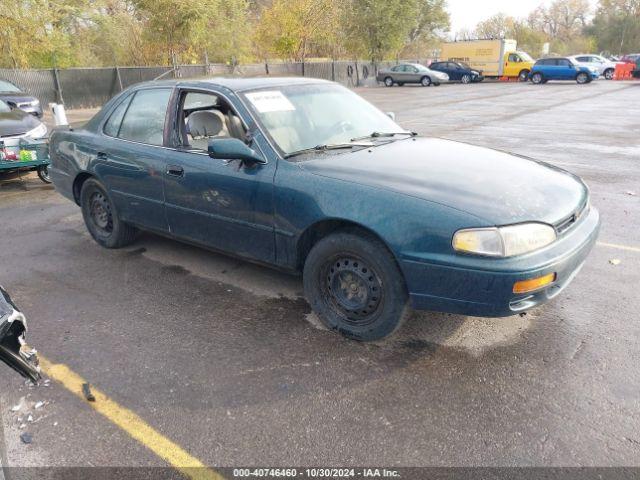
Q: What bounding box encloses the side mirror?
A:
[208,138,266,165]
[386,112,396,121]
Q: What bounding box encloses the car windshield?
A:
[0,80,20,92]
[458,62,471,69]
[0,100,11,113]
[242,83,405,157]
[517,52,534,62]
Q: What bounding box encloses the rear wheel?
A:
[518,69,530,82]
[420,76,431,87]
[461,74,471,84]
[37,165,51,183]
[531,72,544,84]
[604,68,614,80]
[576,72,589,84]
[303,231,409,341]
[384,77,394,87]
[80,178,137,249]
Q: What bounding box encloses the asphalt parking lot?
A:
[1,80,639,474]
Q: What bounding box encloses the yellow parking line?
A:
[597,242,640,253]
[39,356,224,480]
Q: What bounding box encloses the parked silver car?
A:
[376,63,449,87]
[570,55,619,80]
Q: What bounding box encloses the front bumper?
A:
[402,207,600,317]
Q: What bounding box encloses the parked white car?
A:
[570,54,619,80]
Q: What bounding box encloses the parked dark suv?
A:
[0,79,43,118]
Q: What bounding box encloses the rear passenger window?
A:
[117,88,172,146]
[104,95,132,137]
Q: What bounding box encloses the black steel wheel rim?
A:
[320,256,383,326]
[89,191,113,235]
[40,166,50,181]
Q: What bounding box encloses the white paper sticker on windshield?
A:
[245,90,295,113]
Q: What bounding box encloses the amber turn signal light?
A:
[513,273,556,294]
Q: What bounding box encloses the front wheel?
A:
[518,70,530,82]
[531,72,544,84]
[37,165,51,183]
[604,68,614,80]
[461,74,471,84]
[576,72,590,84]
[80,178,137,249]
[420,76,431,87]
[384,77,394,87]
[303,231,409,341]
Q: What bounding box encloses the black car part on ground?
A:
[0,286,41,383]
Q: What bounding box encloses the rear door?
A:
[96,87,173,232]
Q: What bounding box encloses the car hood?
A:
[0,109,41,137]
[300,137,588,226]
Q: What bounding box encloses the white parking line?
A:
[597,242,640,254]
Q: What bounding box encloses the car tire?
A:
[531,72,544,84]
[384,77,394,87]
[576,72,589,84]
[461,74,471,84]
[433,82,441,86]
[303,230,409,342]
[420,76,431,87]
[518,70,530,82]
[80,178,137,249]
[604,68,614,80]
[37,165,51,184]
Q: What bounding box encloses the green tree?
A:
[343,0,419,62]
[253,0,340,61]
[588,0,640,54]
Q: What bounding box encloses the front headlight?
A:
[30,99,40,106]
[452,223,557,257]
[26,122,47,139]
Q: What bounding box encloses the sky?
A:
[446,0,596,35]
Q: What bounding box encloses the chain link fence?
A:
[0,59,429,110]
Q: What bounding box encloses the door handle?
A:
[97,151,108,161]
[166,165,184,177]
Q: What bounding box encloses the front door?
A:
[557,59,576,79]
[503,53,522,77]
[163,89,276,263]
[95,87,173,232]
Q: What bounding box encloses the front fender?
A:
[273,161,488,272]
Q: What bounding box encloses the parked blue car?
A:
[530,57,599,84]
[49,78,600,341]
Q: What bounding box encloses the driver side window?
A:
[178,91,247,152]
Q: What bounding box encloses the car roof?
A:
[134,76,333,93]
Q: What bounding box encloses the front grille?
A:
[554,200,588,235]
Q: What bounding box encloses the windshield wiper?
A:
[284,142,372,159]
[350,131,417,142]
